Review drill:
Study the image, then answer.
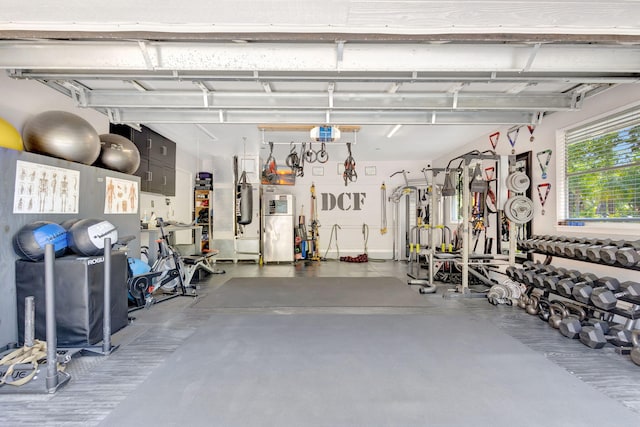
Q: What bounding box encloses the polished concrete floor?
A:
[1,260,640,426]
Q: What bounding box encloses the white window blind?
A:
[560,106,640,222]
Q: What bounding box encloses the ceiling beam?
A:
[75,89,577,111]
[2,31,640,44]
[107,108,540,126]
[1,41,639,74]
[9,69,639,85]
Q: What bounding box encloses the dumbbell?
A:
[615,240,640,267]
[560,314,610,339]
[573,240,596,260]
[630,331,640,367]
[591,281,640,311]
[579,320,636,348]
[586,239,614,263]
[532,266,567,288]
[544,238,566,254]
[563,242,580,258]
[556,273,598,299]
[514,261,547,283]
[599,240,624,265]
[543,269,581,292]
[535,238,554,253]
[505,266,518,280]
[572,276,620,304]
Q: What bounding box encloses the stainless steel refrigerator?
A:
[262,193,295,263]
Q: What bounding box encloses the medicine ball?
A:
[67,218,118,256]
[13,221,68,261]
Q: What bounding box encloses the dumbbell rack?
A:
[510,264,640,358]
[519,235,640,272]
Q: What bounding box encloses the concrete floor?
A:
[1,260,639,426]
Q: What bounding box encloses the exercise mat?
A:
[101,314,640,427]
[192,276,435,308]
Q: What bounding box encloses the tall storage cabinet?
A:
[109,124,176,196]
[195,189,213,252]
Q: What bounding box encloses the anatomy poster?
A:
[104,176,138,214]
[13,160,80,214]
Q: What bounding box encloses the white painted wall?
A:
[433,83,640,281]
[281,158,431,259]
[0,73,108,135]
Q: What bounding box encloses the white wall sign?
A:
[105,177,139,214]
[13,160,80,214]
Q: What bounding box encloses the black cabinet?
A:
[109,124,176,196]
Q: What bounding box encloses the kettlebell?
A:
[526,295,540,315]
[548,302,567,329]
[537,299,551,322]
[564,304,587,321]
[517,294,529,309]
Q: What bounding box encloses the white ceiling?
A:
[1,0,640,161]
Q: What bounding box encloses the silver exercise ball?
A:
[22,111,101,165]
[95,133,141,174]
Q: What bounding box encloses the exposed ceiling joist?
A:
[64,88,577,111]
[1,41,639,74]
[106,108,541,126]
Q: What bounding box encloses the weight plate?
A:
[506,171,530,193]
[504,195,534,224]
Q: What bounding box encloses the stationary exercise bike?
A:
[123,219,191,309]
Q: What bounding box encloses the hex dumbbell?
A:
[579,320,635,348]
[572,276,620,304]
[532,266,568,288]
[572,240,596,260]
[556,273,598,299]
[560,315,609,339]
[615,240,640,267]
[599,240,624,265]
[514,261,547,283]
[543,269,581,292]
[505,266,518,280]
[586,239,614,263]
[591,281,640,311]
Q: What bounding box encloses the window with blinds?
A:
[561,106,640,222]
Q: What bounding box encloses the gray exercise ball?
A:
[22,111,101,165]
[95,133,141,174]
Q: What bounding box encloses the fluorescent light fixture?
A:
[386,124,402,138]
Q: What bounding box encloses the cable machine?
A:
[436,150,532,296]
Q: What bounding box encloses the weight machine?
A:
[439,151,527,296]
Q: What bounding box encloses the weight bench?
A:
[180,250,225,285]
